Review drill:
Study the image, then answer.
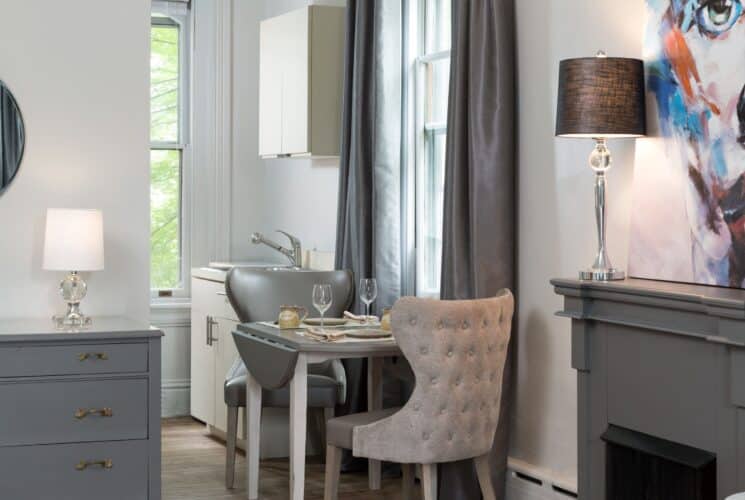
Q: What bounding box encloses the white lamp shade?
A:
[43,209,105,271]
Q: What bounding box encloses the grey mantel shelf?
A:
[551,278,745,348]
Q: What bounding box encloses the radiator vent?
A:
[506,458,577,500]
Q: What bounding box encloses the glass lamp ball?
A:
[59,273,87,303]
[589,143,612,172]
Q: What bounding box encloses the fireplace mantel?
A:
[552,278,745,500]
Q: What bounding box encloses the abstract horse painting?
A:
[629,0,745,288]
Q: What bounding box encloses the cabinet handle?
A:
[75,407,113,419]
[75,459,113,471]
[78,352,108,361]
[207,317,219,345]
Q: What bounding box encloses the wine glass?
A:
[312,284,333,331]
[359,278,378,324]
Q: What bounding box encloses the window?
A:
[150,4,190,298]
[413,0,451,296]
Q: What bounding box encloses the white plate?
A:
[303,318,348,327]
[345,329,392,339]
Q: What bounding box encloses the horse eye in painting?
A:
[697,0,743,35]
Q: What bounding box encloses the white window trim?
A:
[150,2,193,303]
[407,0,451,298]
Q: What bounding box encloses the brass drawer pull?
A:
[78,352,108,361]
[74,407,114,419]
[75,459,113,471]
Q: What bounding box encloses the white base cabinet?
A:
[190,276,244,442]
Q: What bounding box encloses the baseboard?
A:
[506,458,577,500]
[162,379,191,418]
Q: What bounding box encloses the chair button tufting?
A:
[440,407,447,415]
[437,320,444,330]
[468,348,475,356]
[462,320,469,330]
[447,350,453,357]
[431,376,438,385]
[455,378,461,386]
[482,318,488,327]
[448,432,454,441]
[423,432,430,440]
[420,346,428,355]
[413,403,421,411]
[410,317,417,326]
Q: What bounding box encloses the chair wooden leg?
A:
[225,405,239,489]
[421,464,437,500]
[401,464,415,500]
[324,445,343,500]
[474,454,496,500]
[318,407,334,463]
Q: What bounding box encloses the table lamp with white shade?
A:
[43,208,104,328]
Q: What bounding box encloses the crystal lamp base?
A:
[53,271,92,329]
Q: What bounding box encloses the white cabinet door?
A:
[190,278,217,425]
[212,316,244,439]
[280,7,309,155]
[259,14,283,157]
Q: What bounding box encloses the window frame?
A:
[408,0,451,298]
[150,2,192,302]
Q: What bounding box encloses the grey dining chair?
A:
[323,291,514,500]
[223,268,354,489]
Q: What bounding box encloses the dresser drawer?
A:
[0,342,148,377]
[0,378,148,446]
[0,439,149,500]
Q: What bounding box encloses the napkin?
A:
[305,327,347,342]
[343,311,378,323]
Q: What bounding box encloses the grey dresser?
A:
[0,317,163,500]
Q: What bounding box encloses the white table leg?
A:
[290,354,308,500]
[246,371,262,500]
[367,356,383,490]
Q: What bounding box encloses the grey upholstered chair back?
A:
[225,268,354,323]
[352,291,514,464]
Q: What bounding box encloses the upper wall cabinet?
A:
[259,6,345,159]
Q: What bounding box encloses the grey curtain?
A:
[334,0,404,470]
[0,84,24,191]
[439,0,515,498]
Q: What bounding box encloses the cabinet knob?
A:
[75,407,114,419]
[75,459,113,471]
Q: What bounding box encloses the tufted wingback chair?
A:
[323,290,514,500]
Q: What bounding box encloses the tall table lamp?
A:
[43,208,104,328]
[556,52,646,281]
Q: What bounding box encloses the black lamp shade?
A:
[556,57,646,138]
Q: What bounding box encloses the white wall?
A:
[0,0,150,321]
[230,0,343,264]
[514,0,645,487]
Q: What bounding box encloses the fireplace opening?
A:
[602,425,716,500]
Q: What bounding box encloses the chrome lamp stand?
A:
[580,139,625,281]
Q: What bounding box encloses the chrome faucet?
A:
[251,230,303,268]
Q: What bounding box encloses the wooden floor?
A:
[162,418,413,499]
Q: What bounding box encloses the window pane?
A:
[426,58,450,124]
[151,149,182,290]
[425,0,451,54]
[151,23,180,143]
[418,131,446,295]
